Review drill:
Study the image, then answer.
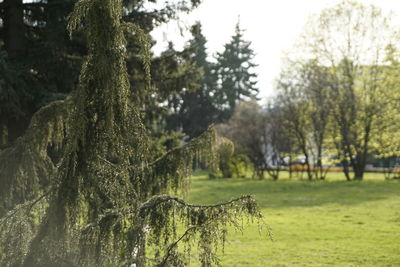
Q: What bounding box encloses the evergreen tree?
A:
[0,0,204,145]
[214,21,259,120]
[0,1,262,266]
[166,22,260,139]
[153,41,202,133]
[174,23,222,138]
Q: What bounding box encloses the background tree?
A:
[285,0,400,180]
[372,44,400,166]
[148,41,202,132]
[164,21,260,139]
[276,59,332,180]
[275,70,314,180]
[300,60,332,180]
[0,0,84,144]
[214,21,259,121]
[263,102,293,180]
[165,22,222,138]
[218,100,266,179]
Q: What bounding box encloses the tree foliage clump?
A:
[0,0,263,266]
[0,99,70,215]
[217,100,267,179]
[274,0,400,180]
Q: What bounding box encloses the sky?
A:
[151,0,400,100]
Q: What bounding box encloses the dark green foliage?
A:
[0,0,204,145]
[0,0,84,144]
[0,1,263,266]
[165,22,259,139]
[214,21,259,120]
[0,0,85,144]
[152,41,203,131]
[166,23,222,138]
[0,51,41,145]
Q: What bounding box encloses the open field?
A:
[187,171,400,266]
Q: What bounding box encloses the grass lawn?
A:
[186,171,400,266]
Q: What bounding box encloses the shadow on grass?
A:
[188,175,400,209]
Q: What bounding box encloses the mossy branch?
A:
[139,195,258,213]
[132,126,218,199]
[141,194,263,266]
[80,195,259,233]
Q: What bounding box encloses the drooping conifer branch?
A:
[0,99,70,216]
[139,194,256,212]
[141,194,263,266]
[122,22,152,88]
[78,194,262,266]
[0,189,52,226]
[79,195,259,232]
[133,126,218,199]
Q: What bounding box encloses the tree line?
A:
[217,1,400,181]
[0,0,258,147]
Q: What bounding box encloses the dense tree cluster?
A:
[0,0,264,266]
[0,0,258,146]
[217,1,400,181]
[164,20,259,138]
[273,0,400,181]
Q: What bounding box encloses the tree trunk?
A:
[353,164,364,180]
[3,0,25,60]
[354,167,364,181]
[266,166,279,181]
[342,159,351,181]
[317,146,325,180]
[257,167,264,180]
[316,158,324,180]
[304,154,313,181]
[351,152,366,180]
[0,124,7,147]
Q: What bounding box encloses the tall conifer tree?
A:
[214,21,259,120]
[171,22,221,138]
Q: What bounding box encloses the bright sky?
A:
[151,0,400,100]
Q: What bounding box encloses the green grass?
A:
[186,171,400,266]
